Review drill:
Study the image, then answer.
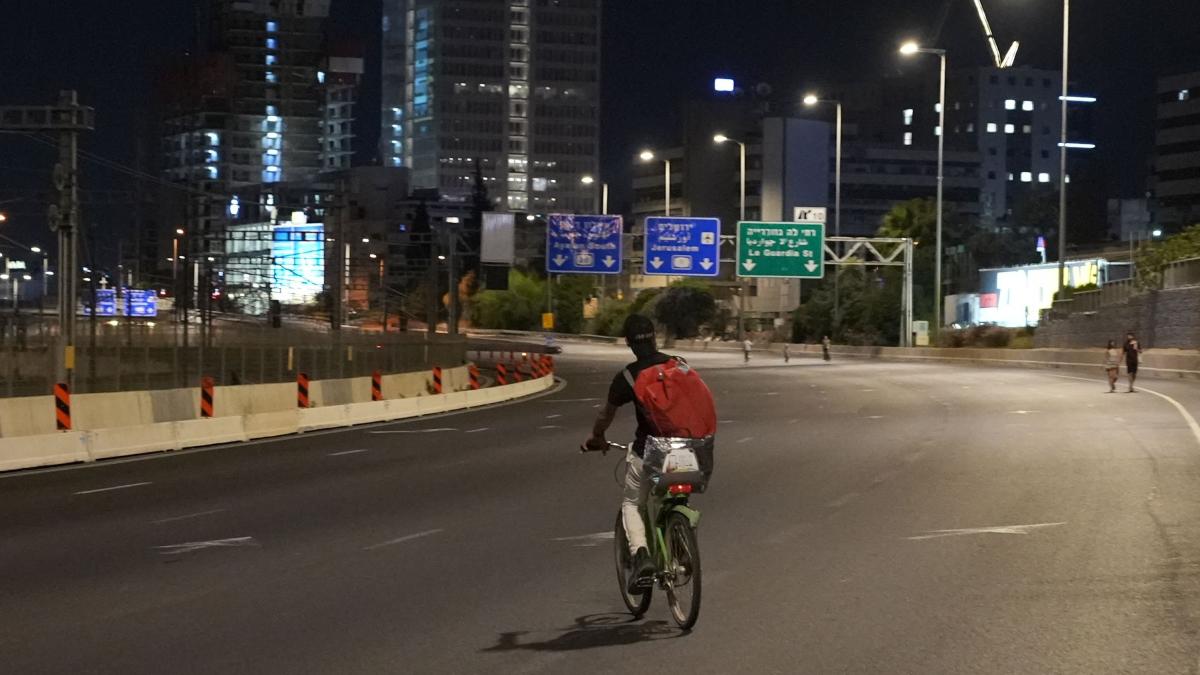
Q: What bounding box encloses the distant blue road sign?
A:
[644,217,721,277]
[82,288,117,316]
[546,214,623,275]
[125,289,158,317]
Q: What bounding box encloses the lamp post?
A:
[581,175,609,214]
[639,150,671,216]
[900,41,947,335]
[802,94,844,325]
[1057,0,1070,294]
[713,134,750,340]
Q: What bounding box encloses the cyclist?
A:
[584,314,669,592]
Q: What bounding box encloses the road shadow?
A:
[481,613,682,653]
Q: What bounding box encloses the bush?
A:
[469,269,545,330]
[654,280,717,339]
[591,299,631,337]
[936,324,1016,348]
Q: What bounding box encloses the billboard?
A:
[271,224,325,304]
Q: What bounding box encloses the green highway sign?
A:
[735,221,826,279]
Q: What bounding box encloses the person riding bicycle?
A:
[585,314,670,592]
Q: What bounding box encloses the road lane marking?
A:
[329,448,370,456]
[465,427,490,433]
[151,508,227,525]
[538,425,564,430]
[907,522,1066,541]
[543,398,600,403]
[545,414,563,419]
[1052,374,1200,449]
[1008,409,1039,415]
[364,528,444,551]
[74,482,152,496]
[368,428,459,434]
[736,437,753,444]
[155,536,258,555]
[552,531,614,548]
[765,392,780,396]
[863,415,885,420]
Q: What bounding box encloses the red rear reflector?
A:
[668,484,693,495]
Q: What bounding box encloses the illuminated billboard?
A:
[271,224,325,304]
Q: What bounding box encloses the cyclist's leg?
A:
[621,451,650,555]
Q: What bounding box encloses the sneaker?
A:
[627,547,654,593]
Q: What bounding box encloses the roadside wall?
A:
[1035,285,1200,349]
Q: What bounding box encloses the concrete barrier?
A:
[175,417,247,449]
[72,391,154,432]
[88,422,178,460]
[0,366,553,473]
[0,432,89,472]
[298,405,350,432]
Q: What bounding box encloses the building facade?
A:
[1155,70,1200,229]
[380,0,600,214]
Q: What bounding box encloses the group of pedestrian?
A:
[743,336,831,363]
[1104,332,1142,393]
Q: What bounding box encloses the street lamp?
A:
[580,174,609,214]
[803,93,845,325]
[900,40,947,335]
[1057,0,1070,295]
[639,150,671,216]
[714,133,750,340]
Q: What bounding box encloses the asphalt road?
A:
[4,344,1200,674]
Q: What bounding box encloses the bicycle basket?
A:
[643,436,714,493]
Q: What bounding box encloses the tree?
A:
[653,279,716,340]
[1134,223,1200,289]
[551,274,593,334]
[469,269,545,330]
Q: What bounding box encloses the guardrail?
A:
[1163,257,1200,289]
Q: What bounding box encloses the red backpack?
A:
[624,357,717,439]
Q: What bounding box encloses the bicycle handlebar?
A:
[580,441,627,455]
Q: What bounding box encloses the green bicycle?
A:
[585,441,703,630]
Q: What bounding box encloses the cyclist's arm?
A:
[588,403,618,445]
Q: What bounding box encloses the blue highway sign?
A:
[546,214,623,275]
[125,289,158,317]
[644,216,721,277]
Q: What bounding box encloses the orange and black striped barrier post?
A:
[545,355,555,373]
[200,376,215,418]
[512,362,523,383]
[496,363,508,385]
[54,382,71,431]
[432,366,443,394]
[297,372,310,408]
[469,364,481,390]
[371,370,383,401]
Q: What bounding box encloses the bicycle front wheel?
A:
[664,511,701,630]
[614,511,652,617]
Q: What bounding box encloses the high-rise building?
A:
[1154,70,1200,230]
[161,1,363,240]
[380,0,600,214]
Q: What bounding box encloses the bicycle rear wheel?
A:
[664,511,701,630]
[614,511,652,617]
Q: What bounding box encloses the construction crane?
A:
[931,0,1020,68]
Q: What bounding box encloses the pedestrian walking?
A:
[1123,332,1142,392]
[783,343,791,363]
[1103,339,1120,393]
[742,338,752,363]
[821,335,831,362]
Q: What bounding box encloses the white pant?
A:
[622,450,652,555]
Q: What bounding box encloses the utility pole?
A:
[447,228,459,337]
[0,92,94,386]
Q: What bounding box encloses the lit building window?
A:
[1180,89,1191,102]
[1005,99,1016,110]
[1008,173,1014,181]
[903,132,913,146]
[1004,124,1015,134]
[206,166,218,179]
[266,71,277,83]
[902,109,914,126]
[1022,100,1034,111]
[1020,172,1033,182]
[934,126,941,137]
[1038,173,1051,183]
[966,123,975,133]
[934,103,942,113]
[317,71,326,84]
[266,54,277,66]
[266,38,278,50]
[266,21,278,32]
[986,123,998,133]
[1022,124,1032,134]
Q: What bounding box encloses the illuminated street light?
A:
[580,175,595,185]
[638,150,655,162]
[639,149,671,216]
[580,175,608,214]
[802,92,845,325]
[30,246,41,253]
[900,40,947,335]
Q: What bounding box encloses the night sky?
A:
[1,0,1198,261]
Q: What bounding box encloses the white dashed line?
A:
[907,522,1066,541]
[736,437,754,444]
[364,528,444,551]
[74,482,152,496]
[465,427,490,434]
[329,448,370,456]
[538,425,564,430]
[545,414,562,419]
[151,509,227,525]
[369,428,459,434]
[155,536,259,555]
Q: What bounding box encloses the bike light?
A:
[668,484,693,495]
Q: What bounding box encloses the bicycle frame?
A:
[644,486,701,574]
